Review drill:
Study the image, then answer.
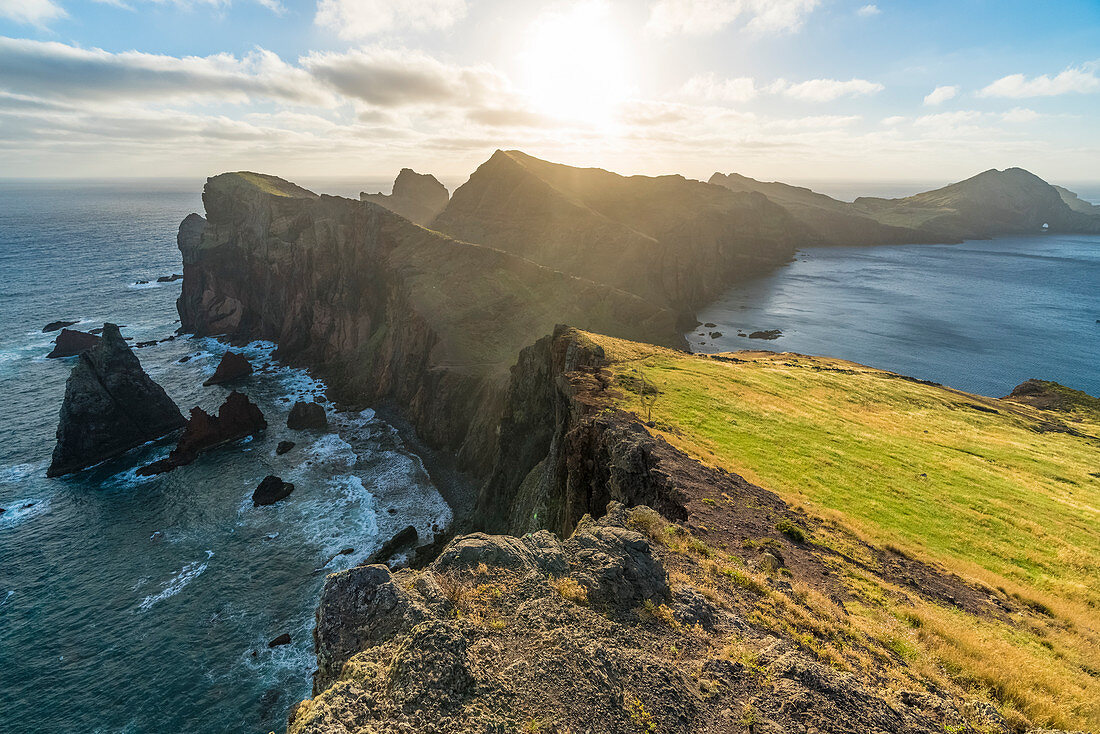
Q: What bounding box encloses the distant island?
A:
[53,152,1099,733]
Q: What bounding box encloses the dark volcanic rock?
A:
[252,475,294,506]
[268,633,292,648]
[203,351,253,386]
[48,323,186,477]
[157,273,184,283]
[748,329,782,340]
[287,401,327,431]
[46,329,101,358]
[361,525,419,567]
[42,320,77,333]
[138,391,266,475]
[275,440,296,455]
[361,168,450,226]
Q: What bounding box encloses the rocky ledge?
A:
[48,323,185,477]
[292,504,1009,734]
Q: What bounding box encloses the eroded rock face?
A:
[360,169,449,226]
[138,390,265,475]
[46,328,101,358]
[48,323,186,477]
[203,350,252,386]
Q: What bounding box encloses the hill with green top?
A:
[576,332,1100,729]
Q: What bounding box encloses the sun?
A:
[520,1,633,128]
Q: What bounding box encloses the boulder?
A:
[748,329,782,340]
[203,351,253,386]
[138,391,266,475]
[252,475,294,506]
[156,273,183,283]
[275,440,296,455]
[46,329,100,358]
[361,525,419,567]
[42,320,77,333]
[268,633,291,648]
[47,324,186,477]
[287,401,328,431]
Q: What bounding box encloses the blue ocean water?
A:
[0,180,450,734]
[694,235,1100,397]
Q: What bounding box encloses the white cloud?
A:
[769,77,884,102]
[979,63,1100,98]
[0,0,66,25]
[315,0,467,39]
[647,0,820,36]
[681,73,756,102]
[856,4,880,16]
[0,37,332,105]
[1002,107,1040,123]
[302,47,510,107]
[882,115,905,126]
[923,85,958,106]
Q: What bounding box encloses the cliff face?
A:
[432,150,804,317]
[48,323,186,477]
[361,168,449,226]
[177,172,683,476]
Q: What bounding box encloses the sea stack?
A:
[48,323,186,477]
[46,328,101,358]
[203,351,253,386]
[138,391,266,475]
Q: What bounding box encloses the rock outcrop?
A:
[252,475,294,506]
[42,319,77,333]
[203,351,252,386]
[138,390,265,475]
[287,401,327,431]
[432,150,804,317]
[46,328,100,358]
[48,323,186,477]
[176,171,682,477]
[293,504,1007,734]
[361,169,449,226]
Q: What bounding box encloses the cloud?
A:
[0,37,332,105]
[1002,107,1040,123]
[647,0,820,36]
[923,85,958,105]
[856,4,880,16]
[0,0,66,25]
[681,73,756,102]
[302,47,510,107]
[768,77,884,102]
[979,63,1100,98]
[882,115,906,126]
[315,0,467,40]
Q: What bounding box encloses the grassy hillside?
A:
[580,332,1100,729]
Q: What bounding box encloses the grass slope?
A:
[581,332,1100,729]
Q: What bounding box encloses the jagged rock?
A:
[361,168,450,226]
[268,633,291,648]
[276,440,296,455]
[748,329,782,340]
[46,329,100,358]
[156,273,183,283]
[709,331,723,338]
[47,324,186,477]
[566,511,669,611]
[203,351,252,386]
[252,475,294,506]
[137,391,265,475]
[430,530,567,576]
[287,401,327,431]
[361,525,419,567]
[42,320,77,333]
[134,340,157,348]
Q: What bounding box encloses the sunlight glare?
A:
[521,1,633,128]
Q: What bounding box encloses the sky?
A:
[1,0,1098,186]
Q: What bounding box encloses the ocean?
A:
[693,235,1100,397]
[2,179,1098,733]
[0,179,451,734]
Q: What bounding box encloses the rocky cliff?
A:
[361,168,449,226]
[48,323,186,477]
[177,171,682,476]
[432,150,804,318]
